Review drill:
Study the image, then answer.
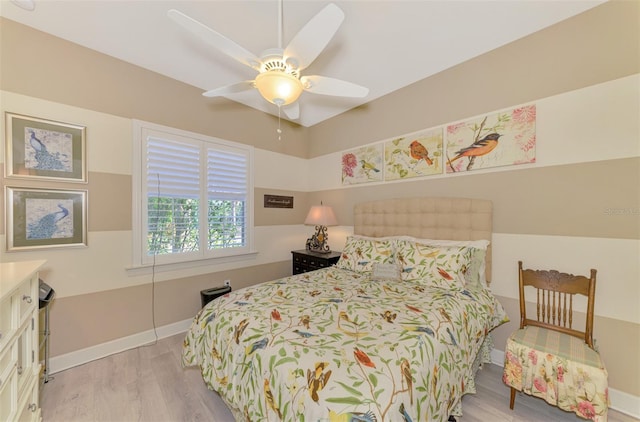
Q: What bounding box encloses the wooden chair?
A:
[502,261,609,421]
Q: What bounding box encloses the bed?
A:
[182,197,508,421]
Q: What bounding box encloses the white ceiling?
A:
[0,0,604,127]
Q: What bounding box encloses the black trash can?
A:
[200,285,232,308]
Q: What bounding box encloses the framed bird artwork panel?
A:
[384,127,443,180]
[5,186,88,251]
[341,144,383,185]
[4,112,87,182]
[446,104,536,173]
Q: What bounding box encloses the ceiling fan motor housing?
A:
[255,48,303,106]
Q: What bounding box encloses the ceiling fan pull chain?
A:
[277,105,283,141]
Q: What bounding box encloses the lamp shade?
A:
[255,71,304,106]
[304,205,337,227]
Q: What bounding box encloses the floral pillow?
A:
[335,236,395,274]
[399,237,490,289]
[394,239,474,290]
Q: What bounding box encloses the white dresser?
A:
[0,260,46,422]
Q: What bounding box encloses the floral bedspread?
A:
[182,267,508,422]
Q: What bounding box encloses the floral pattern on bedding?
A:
[182,267,508,422]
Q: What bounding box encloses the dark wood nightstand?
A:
[291,249,341,275]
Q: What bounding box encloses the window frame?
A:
[132,120,254,269]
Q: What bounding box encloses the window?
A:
[133,121,253,267]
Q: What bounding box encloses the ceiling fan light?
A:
[255,71,303,106]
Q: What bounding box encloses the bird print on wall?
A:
[446,104,537,172]
[409,140,433,166]
[25,199,72,240]
[384,129,443,180]
[342,145,383,185]
[447,132,501,168]
[25,128,70,172]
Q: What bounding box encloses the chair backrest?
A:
[518,261,597,348]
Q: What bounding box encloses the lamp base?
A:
[305,225,331,253]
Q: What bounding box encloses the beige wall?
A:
[1,0,638,408]
[307,0,640,158]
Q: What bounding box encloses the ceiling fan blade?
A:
[168,9,261,70]
[283,3,344,71]
[301,75,369,98]
[202,81,255,97]
[283,103,299,120]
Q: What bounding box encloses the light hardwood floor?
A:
[41,334,637,422]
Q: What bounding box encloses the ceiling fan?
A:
[167,1,369,121]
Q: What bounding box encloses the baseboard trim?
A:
[48,318,193,375]
[490,348,640,419]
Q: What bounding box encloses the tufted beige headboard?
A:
[354,197,493,284]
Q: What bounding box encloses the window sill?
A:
[125,250,259,276]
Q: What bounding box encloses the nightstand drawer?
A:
[291,250,341,275]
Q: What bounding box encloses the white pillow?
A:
[370,262,402,282]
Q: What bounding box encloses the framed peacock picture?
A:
[5,186,87,251]
[4,112,87,182]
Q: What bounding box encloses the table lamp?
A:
[304,202,337,253]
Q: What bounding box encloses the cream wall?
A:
[1,0,639,417]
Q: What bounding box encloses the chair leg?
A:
[509,387,516,409]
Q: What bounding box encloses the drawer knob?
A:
[29,403,37,412]
[22,295,32,304]
[17,365,23,375]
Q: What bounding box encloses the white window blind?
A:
[148,137,200,199]
[133,121,253,267]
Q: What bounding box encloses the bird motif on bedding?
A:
[437,268,454,281]
[338,311,369,338]
[293,329,315,339]
[381,310,397,323]
[402,325,435,337]
[354,347,376,368]
[234,319,249,344]
[264,378,283,419]
[399,403,413,422]
[211,345,222,361]
[328,409,378,422]
[405,304,422,313]
[307,362,332,402]
[245,338,268,355]
[446,327,458,347]
[299,314,311,329]
[271,309,282,321]
[400,358,414,405]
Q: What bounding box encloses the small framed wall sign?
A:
[5,112,87,182]
[264,194,294,209]
[5,187,88,251]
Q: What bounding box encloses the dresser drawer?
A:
[0,365,17,421]
[17,276,37,326]
[0,295,14,351]
[16,375,39,422]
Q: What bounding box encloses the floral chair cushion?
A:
[503,326,609,421]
